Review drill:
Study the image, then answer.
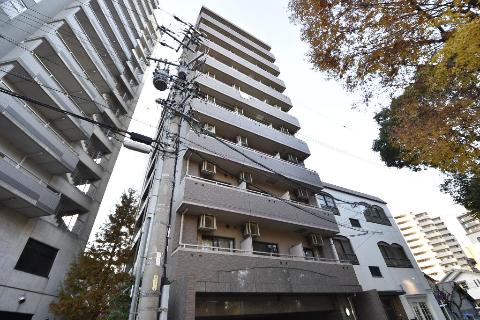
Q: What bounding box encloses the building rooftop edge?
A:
[321,182,387,204]
[199,6,272,51]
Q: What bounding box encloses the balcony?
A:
[195,73,299,130]
[190,99,309,158]
[202,56,292,111]
[199,12,275,62]
[0,56,94,141]
[177,176,338,232]
[183,130,321,191]
[0,153,61,217]
[199,40,285,92]
[170,245,361,294]
[199,23,280,76]
[0,83,79,174]
[101,0,136,49]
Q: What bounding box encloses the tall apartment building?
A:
[322,183,446,320]
[457,212,480,268]
[133,7,365,320]
[395,212,472,280]
[0,0,158,319]
[132,7,445,320]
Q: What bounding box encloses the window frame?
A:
[369,266,383,278]
[15,238,58,278]
[333,236,359,265]
[363,204,391,226]
[377,242,413,268]
[317,192,340,215]
[349,218,361,228]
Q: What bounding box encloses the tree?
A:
[289,0,479,213]
[50,189,138,320]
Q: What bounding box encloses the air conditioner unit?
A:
[203,123,215,134]
[236,136,248,147]
[239,171,252,184]
[201,161,216,177]
[287,154,299,164]
[198,214,217,232]
[243,222,260,238]
[234,107,244,115]
[295,188,309,201]
[308,234,323,247]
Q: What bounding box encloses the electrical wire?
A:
[0,67,158,130]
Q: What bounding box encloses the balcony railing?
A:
[175,243,350,264]
[0,152,57,192]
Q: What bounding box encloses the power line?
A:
[172,125,382,236]
[0,67,158,130]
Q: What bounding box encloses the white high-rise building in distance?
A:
[395,212,472,280]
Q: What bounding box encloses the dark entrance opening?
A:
[0,311,33,320]
[197,310,337,320]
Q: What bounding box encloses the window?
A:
[15,238,58,277]
[378,242,413,268]
[201,236,234,251]
[1,0,26,18]
[369,266,383,277]
[253,241,279,256]
[317,193,339,215]
[349,218,361,228]
[333,236,359,265]
[411,302,434,320]
[364,205,391,226]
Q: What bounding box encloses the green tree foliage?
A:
[50,189,138,320]
[289,0,480,213]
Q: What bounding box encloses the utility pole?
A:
[135,89,186,320]
[129,20,205,319]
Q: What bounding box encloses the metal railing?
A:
[0,152,59,195]
[175,243,348,264]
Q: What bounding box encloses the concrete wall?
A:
[0,0,158,319]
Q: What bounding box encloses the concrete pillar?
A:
[241,236,253,253]
[329,238,340,262]
[289,243,304,257]
[351,290,388,320]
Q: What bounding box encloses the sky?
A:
[91,0,469,244]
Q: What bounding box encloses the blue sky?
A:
[91,0,468,243]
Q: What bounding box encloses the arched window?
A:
[333,236,359,265]
[377,242,413,268]
[317,193,339,215]
[364,205,391,226]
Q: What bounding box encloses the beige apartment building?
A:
[395,212,472,280]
